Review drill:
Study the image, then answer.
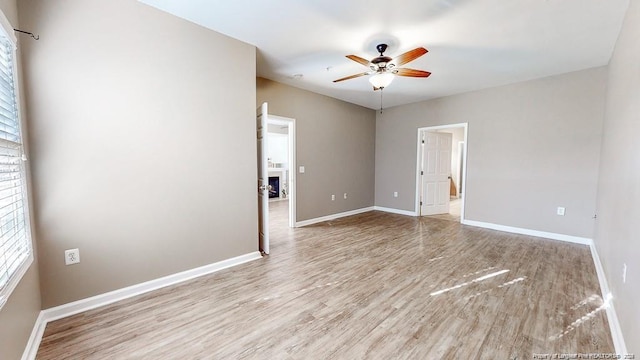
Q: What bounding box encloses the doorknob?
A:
[259,184,268,191]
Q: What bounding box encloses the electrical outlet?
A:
[623,263,627,283]
[343,193,347,199]
[394,191,398,198]
[299,166,305,174]
[65,248,80,265]
[557,207,565,216]
[331,194,335,201]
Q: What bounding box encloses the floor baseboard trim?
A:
[21,311,46,360]
[21,251,262,360]
[295,206,374,227]
[373,206,417,217]
[589,243,627,354]
[461,219,593,245]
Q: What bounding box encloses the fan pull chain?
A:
[380,88,384,114]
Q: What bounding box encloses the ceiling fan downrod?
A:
[376,44,388,56]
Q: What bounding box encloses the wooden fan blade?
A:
[393,47,428,66]
[346,55,371,67]
[395,68,432,78]
[333,72,369,83]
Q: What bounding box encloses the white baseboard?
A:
[461,219,592,245]
[21,251,262,360]
[21,311,46,360]
[295,206,374,227]
[373,206,417,216]
[589,243,627,354]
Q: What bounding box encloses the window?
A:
[0,12,32,310]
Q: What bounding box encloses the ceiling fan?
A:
[333,44,431,90]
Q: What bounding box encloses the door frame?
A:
[257,103,270,255]
[267,115,297,227]
[414,123,469,222]
[457,141,465,198]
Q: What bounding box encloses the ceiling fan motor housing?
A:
[371,44,394,72]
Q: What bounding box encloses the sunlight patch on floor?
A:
[430,269,510,296]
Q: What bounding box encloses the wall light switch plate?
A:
[331,194,335,201]
[299,166,305,174]
[557,207,565,216]
[394,192,398,198]
[343,193,347,199]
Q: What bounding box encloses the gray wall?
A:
[0,268,41,360]
[375,67,607,238]
[19,0,257,308]
[0,0,42,359]
[595,0,639,352]
[257,78,376,221]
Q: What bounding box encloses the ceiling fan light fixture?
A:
[334,44,429,92]
[369,72,394,89]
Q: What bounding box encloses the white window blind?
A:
[0,27,31,309]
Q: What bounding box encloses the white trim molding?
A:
[589,243,628,355]
[21,251,262,360]
[21,311,46,360]
[461,219,592,245]
[295,207,374,227]
[373,206,417,217]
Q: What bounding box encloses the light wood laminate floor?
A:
[425,198,462,222]
[37,203,613,359]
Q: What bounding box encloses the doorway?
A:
[257,103,296,255]
[266,115,296,232]
[415,123,468,222]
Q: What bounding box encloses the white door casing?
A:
[257,103,269,254]
[420,131,452,216]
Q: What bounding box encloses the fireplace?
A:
[268,176,279,198]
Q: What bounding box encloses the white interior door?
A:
[421,131,452,216]
[257,103,269,254]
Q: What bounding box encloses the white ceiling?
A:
[139,0,629,110]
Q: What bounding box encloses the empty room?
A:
[0,0,638,359]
